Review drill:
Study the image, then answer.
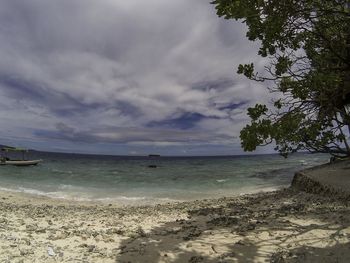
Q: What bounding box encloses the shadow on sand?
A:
[115,189,350,263]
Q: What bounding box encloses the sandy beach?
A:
[0,161,350,263]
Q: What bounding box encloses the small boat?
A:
[148,154,160,157]
[3,160,42,166]
[0,147,42,166]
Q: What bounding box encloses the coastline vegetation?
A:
[212,0,350,157]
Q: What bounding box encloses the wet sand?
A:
[0,162,350,262]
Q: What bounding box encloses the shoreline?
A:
[1,161,350,262]
[0,184,286,207]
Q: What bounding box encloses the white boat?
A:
[3,159,42,166]
[0,147,42,166]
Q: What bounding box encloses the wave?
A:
[216,179,228,183]
[0,186,178,204]
[57,184,88,191]
[249,166,299,179]
[299,160,308,166]
[237,185,282,196]
[0,186,92,201]
[51,169,73,174]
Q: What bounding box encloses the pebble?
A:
[47,246,55,256]
[87,245,96,252]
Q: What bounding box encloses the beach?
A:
[0,160,350,262]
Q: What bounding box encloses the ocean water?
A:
[0,152,329,204]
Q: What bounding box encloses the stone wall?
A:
[291,170,350,201]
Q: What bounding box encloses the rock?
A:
[23,238,31,246]
[188,256,204,263]
[236,240,247,246]
[26,224,38,232]
[103,237,115,243]
[47,246,55,256]
[138,246,145,255]
[106,228,124,235]
[270,250,289,263]
[207,216,239,226]
[219,252,236,259]
[20,248,34,256]
[183,227,202,240]
[136,227,147,237]
[87,245,96,252]
[236,222,256,234]
[0,218,8,223]
[35,228,46,234]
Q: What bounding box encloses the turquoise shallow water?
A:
[0,152,329,204]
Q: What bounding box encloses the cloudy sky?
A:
[0,0,271,156]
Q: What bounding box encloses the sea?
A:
[0,151,329,205]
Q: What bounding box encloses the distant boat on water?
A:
[0,147,42,166]
[147,154,160,168]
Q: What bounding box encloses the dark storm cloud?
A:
[0,0,269,154]
[0,74,107,118]
[147,112,210,130]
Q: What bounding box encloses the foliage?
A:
[212,0,350,157]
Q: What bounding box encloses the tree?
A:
[212,0,350,157]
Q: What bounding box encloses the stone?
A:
[47,246,55,256]
[87,245,96,253]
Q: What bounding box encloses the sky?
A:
[0,0,272,156]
